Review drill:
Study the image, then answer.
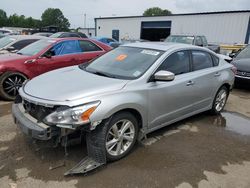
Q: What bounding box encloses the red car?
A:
[0,38,112,100]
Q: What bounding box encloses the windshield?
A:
[0,36,16,49]
[84,46,164,80]
[18,39,55,56]
[50,33,62,38]
[235,45,250,59]
[165,36,194,45]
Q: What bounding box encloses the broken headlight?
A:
[44,101,100,129]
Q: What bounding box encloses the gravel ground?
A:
[0,88,250,188]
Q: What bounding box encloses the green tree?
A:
[0,9,8,27]
[143,7,172,16]
[41,8,70,31]
[25,17,41,28]
[8,14,20,27]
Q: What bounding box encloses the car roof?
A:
[122,42,197,51]
[6,35,47,40]
[40,37,96,43]
[34,32,53,34]
[169,35,205,37]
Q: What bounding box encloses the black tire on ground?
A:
[89,111,139,162]
[0,72,27,100]
[210,86,229,115]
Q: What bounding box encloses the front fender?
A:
[89,91,148,128]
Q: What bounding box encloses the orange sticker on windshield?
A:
[116,54,127,61]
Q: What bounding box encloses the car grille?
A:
[236,70,250,77]
[23,100,56,123]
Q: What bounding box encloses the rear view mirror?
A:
[154,70,175,81]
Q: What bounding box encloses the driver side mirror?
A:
[154,70,175,82]
[229,53,236,58]
[43,53,52,59]
[42,50,55,59]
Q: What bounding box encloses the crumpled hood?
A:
[23,66,129,101]
[232,58,250,72]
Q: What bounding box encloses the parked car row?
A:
[0,37,112,100]
[0,35,45,54]
[165,35,221,53]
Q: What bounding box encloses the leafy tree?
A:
[0,9,8,27]
[41,8,70,31]
[25,17,41,28]
[8,14,20,27]
[143,7,172,16]
[7,14,41,28]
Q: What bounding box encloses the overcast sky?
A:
[2,0,250,28]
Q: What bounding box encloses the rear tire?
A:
[210,86,229,115]
[0,72,27,100]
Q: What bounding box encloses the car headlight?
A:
[44,101,100,129]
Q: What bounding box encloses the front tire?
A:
[0,72,27,100]
[105,112,138,161]
[90,112,139,162]
[210,86,229,115]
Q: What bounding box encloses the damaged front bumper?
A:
[12,103,59,140]
[12,103,107,176]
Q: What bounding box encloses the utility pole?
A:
[84,13,86,28]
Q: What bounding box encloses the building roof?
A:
[95,10,250,20]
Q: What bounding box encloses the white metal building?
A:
[78,28,96,37]
[95,10,250,44]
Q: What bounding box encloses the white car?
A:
[0,35,46,54]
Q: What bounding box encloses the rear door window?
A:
[157,51,190,75]
[12,39,39,50]
[79,40,102,52]
[107,38,115,43]
[191,51,214,71]
[62,33,80,38]
[194,37,203,46]
[201,36,208,46]
[212,55,219,66]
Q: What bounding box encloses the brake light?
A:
[231,65,237,75]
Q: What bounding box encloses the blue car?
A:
[91,37,120,48]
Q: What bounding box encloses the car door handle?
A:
[186,80,195,86]
[214,72,221,77]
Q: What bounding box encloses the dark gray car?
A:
[231,45,250,83]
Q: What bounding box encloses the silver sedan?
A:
[12,42,235,174]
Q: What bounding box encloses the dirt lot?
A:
[0,88,250,188]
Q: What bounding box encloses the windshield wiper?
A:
[17,52,23,55]
[92,71,116,78]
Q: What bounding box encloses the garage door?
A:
[141,21,172,41]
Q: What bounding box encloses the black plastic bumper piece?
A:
[12,103,55,141]
[64,156,104,175]
[64,120,109,175]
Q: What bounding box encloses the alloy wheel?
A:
[2,74,26,98]
[106,119,135,157]
[215,89,227,112]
